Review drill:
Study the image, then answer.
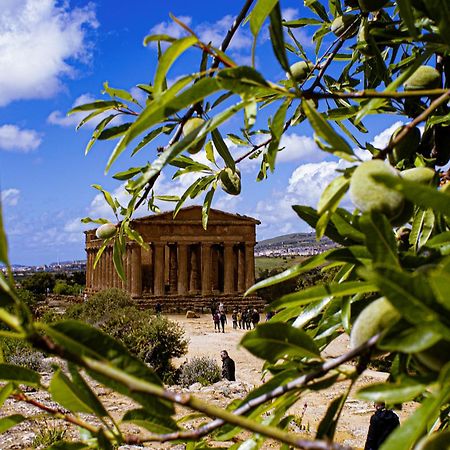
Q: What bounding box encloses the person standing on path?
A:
[364,402,400,450]
[220,350,235,381]
[220,311,227,333]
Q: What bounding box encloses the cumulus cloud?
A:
[0,125,42,152]
[0,0,98,106]
[1,188,20,206]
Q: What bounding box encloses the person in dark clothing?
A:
[220,350,235,381]
[155,302,162,315]
[364,403,400,450]
[213,311,221,332]
[220,312,227,333]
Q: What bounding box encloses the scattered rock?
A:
[186,310,200,318]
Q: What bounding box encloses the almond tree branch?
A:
[377,89,450,159]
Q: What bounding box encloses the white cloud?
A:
[0,125,42,152]
[1,188,20,206]
[0,0,98,106]
[149,15,192,41]
[370,121,404,149]
[282,8,299,22]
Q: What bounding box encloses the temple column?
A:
[223,243,234,294]
[237,244,246,293]
[93,250,99,291]
[130,244,142,298]
[189,245,200,293]
[201,243,212,296]
[86,250,92,289]
[168,243,178,294]
[126,245,132,292]
[245,243,256,289]
[153,243,165,296]
[177,243,189,295]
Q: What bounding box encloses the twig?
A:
[377,89,450,159]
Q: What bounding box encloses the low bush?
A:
[1,337,46,371]
[62,288,188,380]
[32,423,66,448]
[178,356,221,387]
[53,280,83,295]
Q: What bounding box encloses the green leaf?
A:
[205,141,215,164]
[240,322,321,363]
[0,415,26,433]
[358,381,426,403]
[106,77,221,172]
[98,123,132,140]
[317,176,350,216]
[0,201,8,265]
[68,364,109,417]
[316,394,346,440]
[91,185,117,214]
[113,167,142,181]
[245,249,335,295]
[269,4,290,73]
[43,321,173,415]
[249,0,278,36]
[269,281,376,311]
[50,369,107,415]
[359,212,399,268]
[131,126,170,156]
[397,0,418,38]
[0,382,14,409]
[429,271,450,311]
[85,114,118,155]
[266,99,289,172]
[216,66,269,96]
[68,101,123,115]
[373,174,450,217]
[380,323,443,353]
[302,100,354,159]
[113,234,126,281]
[211,129,235,170]
[122,408,179,434]
[154,36,198,95]
[103,82,140,105]
[0,363,40,386]
[143,34,177,46]
[410,208,435,250]
[202,187,215,230]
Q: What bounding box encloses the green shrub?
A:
[178,356,221,387]
[53,280,83,295]
[62,289,188,379]
[32,423,66,448]
[1,337,46,371]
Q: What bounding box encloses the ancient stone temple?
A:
[84,206,264,311]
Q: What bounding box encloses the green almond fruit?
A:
[388,126,421,165]
[404,66,441,91]
[288,61,313,82]
[358,0,389,12]
[219,167,241,196]
[350,297,401,349]
[401,167,435,185]
[95,223,117,240]
[331,14,357,38]
[182,117,206,154]
[349,160,405,220]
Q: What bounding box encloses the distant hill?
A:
[255,232,336,257]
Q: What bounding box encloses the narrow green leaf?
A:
[216,66,269,96]
[211,129,235,170]
[85,114,117,155]
[0,415,26,433]
[0,364,40,386]
[316,395,346,440]
[68,100,123,115]
[269,281,377,310]
[98,123,132,140]
[103,82,140,105]
[113,236,125,281]
[113,167,142,181]
[269,4,290,72]
[302,100,354,158]
[205,141,215,164]
[317,176,350,216]
[245,249,336,295]
[397,0,418,38]
[122,408,179,434]
[250,0,278,36]
[202,187,215,230]
[91,185,117,213]
[358,381,426,403]
[359,212,399,267]
[131,126,170,156]
[240,322,321,363]
[154,36,198,95]
[143,34,177,46]
[429,271,450,311]
[0,382,14,409]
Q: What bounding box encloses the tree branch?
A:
[377,89,450,159]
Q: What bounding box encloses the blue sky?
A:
[0,0,401,265]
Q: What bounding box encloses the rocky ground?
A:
[0,314,417,449]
